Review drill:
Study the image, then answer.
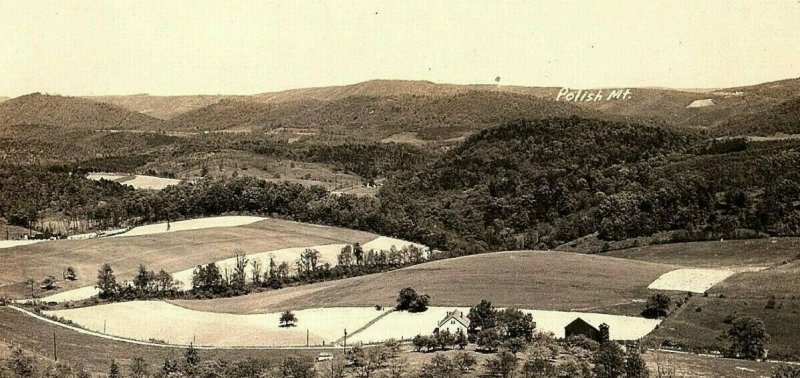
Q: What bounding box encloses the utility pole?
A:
[343,329,347,353]
[104,320,107,333]
[53,332,57,361]
[306,329,309,347]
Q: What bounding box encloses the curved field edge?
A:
[0,217,377,299]
[171,250,681,315]
[0,307,340,375]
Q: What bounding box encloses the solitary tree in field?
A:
[395,287,430,312]
[63,266,77,281]
[280,310,297,327]
[642,293,671,318]
[95,263,119,299]
[724,316,770,360]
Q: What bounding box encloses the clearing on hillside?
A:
[606,238,800,269]
[647,268,741,293]
[173,250,679,316]
[0,217,376,299]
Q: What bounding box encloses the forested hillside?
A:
[0,93,164,131]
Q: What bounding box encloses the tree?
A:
[347,345,386,378]
[281,355,316,378]
[96,263,119,299]
[772,365,800,378]
[133,264,155,292]
[395,287,430,312]
[503,337,528,355]
[250,258,263,285]
[454,328,468,349]
[185,344,200,368]
[129,357,149,378]
[592,341,626,378]
[337,245,355,267]
[497,308,535,341]
[477,328,502,352]
[280,310,297,327]
[24,278,35,299]
[452,351,477,374]
[230,253,249,292]
[626,348,649,378]
[418,354,459,378]
[63,266,77,281]
[724,316,770,360]
[7,346,36,377]
[108,360,120,378]
[467,299,496,333]
[642,293,671,318]
[522,356,556,378]
[484,351,518,378]
[41,275,58,290]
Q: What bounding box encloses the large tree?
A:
[725,316,770,360]
[95,263,119,299]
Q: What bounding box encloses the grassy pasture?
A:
[644,350,786,378]
[173,250,678,316]
[0,308,339,375]
[606,238,800,268]
[0,218,376,299]
[646,259,800,360]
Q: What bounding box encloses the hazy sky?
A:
[1,1,798,96]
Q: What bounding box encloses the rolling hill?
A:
[0,93,164,131]
[162,90,594,140]
[715,96,800,136]
[0,218,376,299]
[171,250,678,315]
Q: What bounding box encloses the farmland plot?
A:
[647,268,739,293]
[349,306,661,344]
[44,301,385,347]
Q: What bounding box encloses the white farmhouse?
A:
[436,310,470,335]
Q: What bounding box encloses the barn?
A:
[564,317,609,342]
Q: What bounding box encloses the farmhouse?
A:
[565,317,609,342]
[436,310,470,334]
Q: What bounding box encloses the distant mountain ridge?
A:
[3,77,799,137]
[0,93,164,131]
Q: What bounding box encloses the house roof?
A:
[438,310,470,328]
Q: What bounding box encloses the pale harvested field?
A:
[0,218,376,299]
[115,216,265,237]
[44,301,383,347]
[647,268,739,293]
[118,175,182,190]
[174,251,678,316]
[0,240,44,249]
[86,172,126,181]
[350,306,661,344]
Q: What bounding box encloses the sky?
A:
[0,1,798,96]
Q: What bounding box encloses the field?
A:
[0,217,376,299]
[172,251,678,315]
[0,307,339,374]
[643,350,787,378]
[606,238,800,268]
[647,268,741,293]
[348,307,660,344]
[44,302,383,347]
[87,173,182,190]
[646,259,800,360]
[610,238,800,360]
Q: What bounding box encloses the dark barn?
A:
[564,318,600,341]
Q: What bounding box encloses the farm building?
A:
[565,317,609,342]
[436,310,470,335]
